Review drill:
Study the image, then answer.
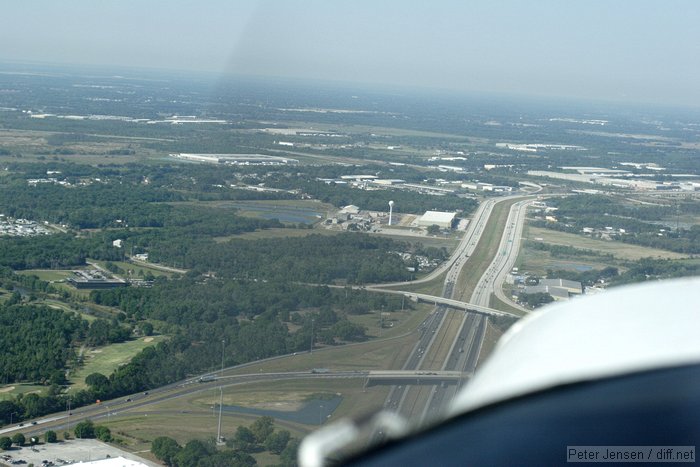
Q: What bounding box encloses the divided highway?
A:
[377,195,532,425]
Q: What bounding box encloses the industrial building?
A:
[523,278,583,302]
[416,211,456,229]
[539,278,583,294]
[169,153,297,165]
[523,285,571,301]
[67,270,127,289]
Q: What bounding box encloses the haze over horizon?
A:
[2,1,699,108]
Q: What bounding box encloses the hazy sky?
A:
[2,1,699,106]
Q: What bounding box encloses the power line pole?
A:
[216,387,224,445]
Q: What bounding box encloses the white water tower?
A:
[388,200,395,226]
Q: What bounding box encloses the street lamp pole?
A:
[310,319,315,354]
[220,339,225,375]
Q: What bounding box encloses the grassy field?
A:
[0,383,46,398]
[385,270,447,297]
[490,294,526,316]
[526,226,689,261]
[228,325,421,375]
[101,377,387,464]
[378,232,460,254]
[217,227,339,242]
[40,298,98,322]
[477,321,505,367]
[17,269,76,282]
[68,335,168,391]
[347,303,432,339]
[173,199,336,224]
[17,269,89,298]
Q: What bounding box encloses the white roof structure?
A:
[540,278,582,293]
[339,205,360,214]
[67,457,149,467]
[417,211,456,228]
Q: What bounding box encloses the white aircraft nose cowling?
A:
[450,277,700,415]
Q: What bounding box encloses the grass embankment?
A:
[347,303,432,339]
[477,322,505,367]
[490,293,526,315]
[227,321,422,375]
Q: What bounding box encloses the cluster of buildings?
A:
[29,111,229,126]
[528,166,700,192]
[27,177,71,186]
[170,153,298,166]
[327,205,388,231]
[521,278,584,301]
[327,205,458,233]
[497,142,586,152]
[317,174,514,198]
[0,215,52,237]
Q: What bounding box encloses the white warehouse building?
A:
[417,211,457,229]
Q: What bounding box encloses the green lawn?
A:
[347,303,431,339]
[17,269,76,282]
[0,383,46,398]
[527,226,689,261]
[68,335,168,391]
[228,328,420,375]
[40,299,98,322]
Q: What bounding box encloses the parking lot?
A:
[0,439,158,467]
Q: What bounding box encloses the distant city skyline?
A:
[2,1,699,107]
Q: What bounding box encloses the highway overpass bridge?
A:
[365,370,471,387]
[365,288,521,319]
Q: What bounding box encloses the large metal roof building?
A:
[417,211,456,229]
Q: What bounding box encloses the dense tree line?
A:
[0,303,84,383]
[146,233,411,284]
[0,233,123,269]
[151,416,299,466]
[612,258,700,285]
[547,258,700,287]
[91,278,401,324]
[0,303,131,385]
